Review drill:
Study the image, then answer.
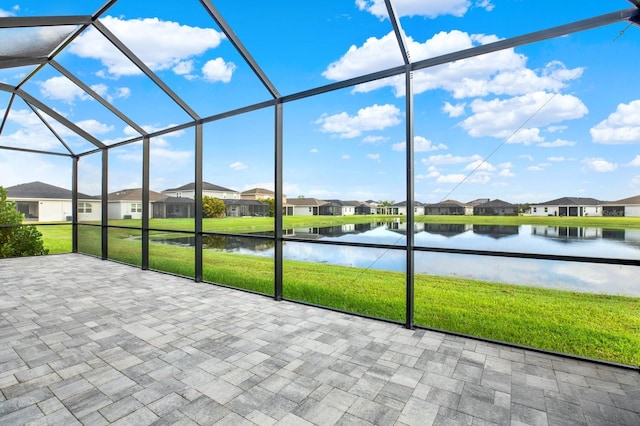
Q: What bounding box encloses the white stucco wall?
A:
[36,199,101,222]
[292,206,315,216]
[108,202,144,219]
[625,205,640,217]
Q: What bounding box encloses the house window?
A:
[544,207,548,213]
[309,207,312,212]
[78,202,92,213]
[533,207,537,213]
[131,203,142,213]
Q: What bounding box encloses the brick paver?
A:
[1,254,638,425]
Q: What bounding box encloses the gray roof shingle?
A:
[6,181,95,200]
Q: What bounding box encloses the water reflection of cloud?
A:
[284,242,405,272]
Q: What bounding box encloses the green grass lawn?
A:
[33,216,640,366]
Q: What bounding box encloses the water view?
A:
[153,222,640,297]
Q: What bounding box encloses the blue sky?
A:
[1,0,639,204]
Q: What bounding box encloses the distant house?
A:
[601,195,640,217]
[108,188,165,219]
[223,199,269,217]
[283,198,326,216]
[241,187,286,205]
[528,197,602,217]
[319,200,359,216]
[5,181,99,222]
[241,187,274,200]
[152,197,195,218]
[389,201,425,216]
[162,182,240,200]
[424,200,473,216]
[355,201,376,215]
[473,199,517,216]
[467,198,490,207]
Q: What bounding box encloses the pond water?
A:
[153,222,640,296]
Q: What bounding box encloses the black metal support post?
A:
[72,156,78,253]
[101,149,108,260]
[142,136,150,270]
[274,102,284,300]
[405,66,415,329]
[195,124,203,282]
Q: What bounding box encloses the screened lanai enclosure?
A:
[1,1,640,367]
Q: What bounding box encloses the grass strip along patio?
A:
[36,216,640,367]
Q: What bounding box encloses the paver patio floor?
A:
[1,254,639,425]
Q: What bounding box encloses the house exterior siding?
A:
[528,197,602,217]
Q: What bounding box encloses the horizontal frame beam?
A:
[0,15,92,28]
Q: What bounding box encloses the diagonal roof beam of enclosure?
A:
[49,60,148,137]
[199,0,280,99]
[384,0,410,65]
[0,93,16,137]
[0,82,106,149]
[26,102,76,156]
[91,19,201,121]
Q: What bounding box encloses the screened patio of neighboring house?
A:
[1,1,640,425]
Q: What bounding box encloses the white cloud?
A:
[506,128,543,145]
[546,125,567,133]
[341,154,351,160]
[0,151,74,190]
[537,139,576,148]
[436,173,490,184]
[310,148,319,153]
[115,87,131,99]
[519,154,534,162]
[362,135,387,144]
[324,30,583,100]
[460,91,587,140]
[69,16,225,78]
[590,100,640,144]
[173,60,194,75]
[416,166,441,180]
[422,154,482,166]
[436,174,466,184]
[528,165,544,172]
[442,102,466,118]
[75,119,114,135]
[0,6,18,17]
[39,76,89,103]
[498,168,515,177]
[356,0,473,19]
[202,58,236,83]
[582,158,617,173]
[229,161,248,170]
[475,0,495,12]
[315,104,401,138]
[38,77,131,104]
[0,108,79,150]
[392,136,447,152]
[367,153,381,160]
[92,84,131,102]
[464,159,496,172]
[629,155,640,167]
